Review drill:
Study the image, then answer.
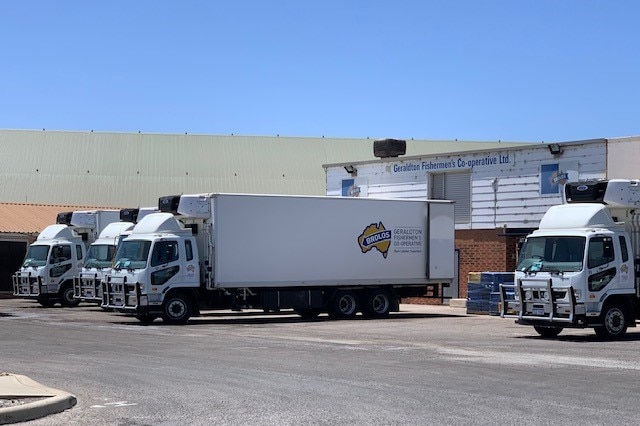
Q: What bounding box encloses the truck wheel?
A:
[136,315,158,324]
[329,290,358,319]
[362,289,391,318]
[60,285,80,307]
[533,325,563,338]
[294,308,321,319]
[161,294,192,324]
[38,300,56,308]
[595,304,628,339]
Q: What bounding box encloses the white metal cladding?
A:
[606,137,640,179]
[326,140,608,230]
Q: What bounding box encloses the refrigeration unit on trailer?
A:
[13,209,120,307]
[103,193,455,324]
[501,179,640,339]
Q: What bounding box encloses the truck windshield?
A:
[85,244,117,269]
[517,236,585,273]
[113,240,151,270]
[22,245,49,267]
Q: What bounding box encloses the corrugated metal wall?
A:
[0,130,530,208]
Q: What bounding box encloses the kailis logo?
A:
[358,222,391,258]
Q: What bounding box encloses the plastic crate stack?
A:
[466,272,515,315]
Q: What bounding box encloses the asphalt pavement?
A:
[0,301,461,424]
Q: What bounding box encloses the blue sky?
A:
[1,1,638,142]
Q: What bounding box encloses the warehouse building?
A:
[0,129,529,293]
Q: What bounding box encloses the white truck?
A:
[13,209,120,307]
[102,193,455,324]
[73,207,159,304]
[501,179,640,339]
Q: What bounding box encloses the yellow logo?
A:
[358,222,391,258]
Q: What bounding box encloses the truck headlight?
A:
[524,290,532,300]
[574,289,582,301]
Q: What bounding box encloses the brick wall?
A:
[405,229,520,305]
[456,229,519,298]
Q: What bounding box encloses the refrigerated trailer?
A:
[103,193,455,323]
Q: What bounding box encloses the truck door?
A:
[49,244,73,278]
[150,240,181,287]
[586,236,617,293]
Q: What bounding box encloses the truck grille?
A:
[13,273,41,297]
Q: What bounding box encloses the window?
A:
[516,236,584,273]
[151,240,179,267]
[430,171,471,223]
[619,236,629,262]
[185,240,193,261]
[50,245,72,263]
[85,244,117,269]
[588,235,617,291]
[76,245,83,261]
[113,240,151,270]
[587,236,615,269]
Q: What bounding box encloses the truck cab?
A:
[13,209,120,307]
[102,212,200,323]
[74,207,159,304]
[74,221,134,303]
[501,180,640,339]
[13,222,86,307]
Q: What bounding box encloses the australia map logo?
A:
[358,222,391,258]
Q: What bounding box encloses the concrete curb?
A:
[0,375,76,425]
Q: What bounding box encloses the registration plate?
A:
[533,307,545,316]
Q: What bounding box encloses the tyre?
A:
[595,304,628,339]
[362,289,392,318]
[136,315,158,324]
[533,325,563,338]
[294,308,321,319]
[38,299,56,308]
[329,290,358,319]
[60,285,80,307]
[161,293,192,324]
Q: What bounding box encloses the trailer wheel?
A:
[329,290,358,319]
[362,290,391,318]
[533,325,563,338]
[294,308,321,319]
[161,294,192,324]
[595,304,628,339]
[60,284,80,307]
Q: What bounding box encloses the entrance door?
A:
[0,240,28,292]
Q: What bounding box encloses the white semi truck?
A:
[102,193,455,324]
[74,207,159,304]
[501,179,640,339]
[13,209,120,307]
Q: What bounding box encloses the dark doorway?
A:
[0,240,28,292]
